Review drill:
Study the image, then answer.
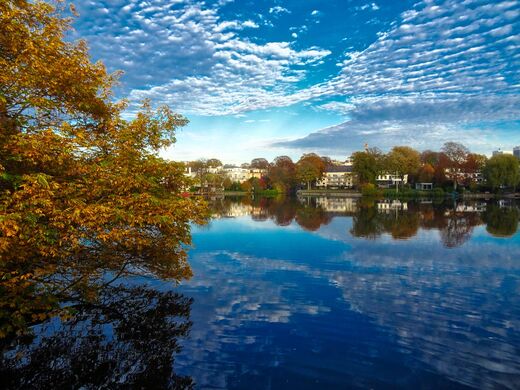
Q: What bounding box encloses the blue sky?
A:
[72,0,520,163]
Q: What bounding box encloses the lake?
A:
[2,196,520,389]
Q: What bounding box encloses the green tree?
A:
[352,148,383,185]
[206,158,222,168]
[483,204,519,237]
[385,146,421,192]
[484,154,520,190]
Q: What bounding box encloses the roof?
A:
[325,165,353,173]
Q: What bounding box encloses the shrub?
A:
[432,187,445,197]
[361,183,382,197]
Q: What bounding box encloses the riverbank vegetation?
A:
[187,143,519,197]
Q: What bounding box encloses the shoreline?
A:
[201,190,520,199]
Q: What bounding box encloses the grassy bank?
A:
[223,189,281,197]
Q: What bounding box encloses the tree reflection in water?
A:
[484,203,520,237]
[1,284,193,389]
[207,196,519,248]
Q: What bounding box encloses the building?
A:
[316,166,354,189]
[223,167,267,183]
[314,197,357,213]
[415,182,433,190]
[223,166,250,183]
[376,174,408,188]
[444,168,484,185]
[492,149,503,156]
[249,168,267,179]
[514,146,520,160]
[207,165,223,174]
[377,200,408,213]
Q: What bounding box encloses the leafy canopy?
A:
[0,0,207,339]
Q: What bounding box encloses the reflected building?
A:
[225,202,253,217]
[314,196,358,213]
[377,200,408,213]
[454,202,487,213]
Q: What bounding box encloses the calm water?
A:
[2,196,520,389]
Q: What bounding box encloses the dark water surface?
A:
[2,197,520,389]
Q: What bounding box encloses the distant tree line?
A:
[186,153,330,193]
[186,142,520,194]
[352,142,519,192]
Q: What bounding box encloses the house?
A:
[249,168,267,179]
[223,166,250,183]
[376,174,408,188]
[444,168,484,185]
[316,166,354,189]
[222,167,267,183]
[314,197,357,213]
[415,182,433,190]
[377,200,408,212]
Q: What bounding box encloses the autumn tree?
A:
[421,150,446,185]
[250,158,269,169]
[296,153,325,190]
[268,156,296,192]
[417,163,435,183]
[0,0,207,338]
[420,150,440,166]
[188,159,210,188]
[441,142,470,190]
[462,153,487,187]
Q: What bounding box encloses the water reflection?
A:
[484,203,520,237]
[3,196,520,389]
[206,196,519,245]
[1,285,193,389]
[174,196,520,389]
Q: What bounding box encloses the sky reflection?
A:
[173,197,520,389]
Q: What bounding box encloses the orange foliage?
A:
[0,0,207,338]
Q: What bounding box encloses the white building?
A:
[316,166,354,189]
[223,167,267,183]
[377,200,408,213]
[376,174,408,188]
[314,197,357,213]
[223,167,250,182]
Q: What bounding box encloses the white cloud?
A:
[360,3,380,11]
[242,20,259,29]
[73,0,519,152]
[276,0,520,151]
[269,6,290,15]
